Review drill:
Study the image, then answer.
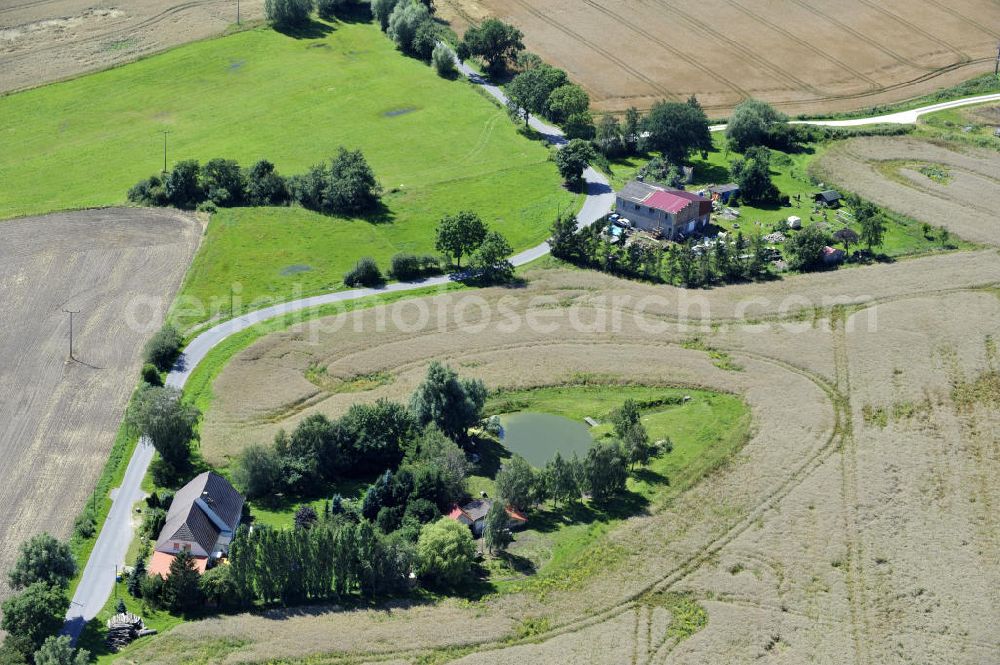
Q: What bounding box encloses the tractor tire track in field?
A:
[848,0,971,63]
[579,0,751,98]
[505,0,681,102]
[831,307,870,665]
[636,0,823,97]
[787,0,929,71]
[233,333,847,663]
[0,0,62,17]
[920,0,1000,41]
[0,0,213,64]
[713,0,881,89]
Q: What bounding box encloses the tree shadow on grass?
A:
[494,550,537,576]
[273,18,335,40]
[471,436,510,481]
[528,489,650,534]
[632,467,669,486]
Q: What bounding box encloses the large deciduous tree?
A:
[725,98,790,152]
[409,362,487,443]
[460,19,524,75]
[435,210,488,268]
[0,583,70,655]
[554,139,596,189]
[126,384,199,475]
[642,100,712,164]
[730,146,778,203]
[8,533,75,591]
[416,518,476,587]
[469,230,514,283]
[583,440,628,501]
[495,455,535,512]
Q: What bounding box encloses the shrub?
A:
[196,200,218,214]
[201,158,246,206]
[432,43,456,78]
[316,0,354,18]
[127,174,168,206]
[344,257,384,287]
[372,0,401,30]
[139,573,165,609]
[388,252,420,280]
[164,160,204,208]
[141,363,163,386]
[143,323,183,372]
[416,518,475,587]
[387,1,437,59]
[232,443,283,499]
[245,159,289,206]
[73,511,96,539]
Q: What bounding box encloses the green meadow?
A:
[0,19,574,329]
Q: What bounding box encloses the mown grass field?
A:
[0,19,573,329]
[478,384,750,591]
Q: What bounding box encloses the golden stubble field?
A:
[123,247,1000,664]
[439,0,1000,115]
[0,0,264,94]
[0,208,199,605]
[813,136,1000,247]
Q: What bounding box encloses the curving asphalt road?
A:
[63,74,1000,641]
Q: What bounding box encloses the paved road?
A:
[63,75,1000,640]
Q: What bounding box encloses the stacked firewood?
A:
[105,612,147,652]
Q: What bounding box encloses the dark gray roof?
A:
[158,502,220,554]
[461,499,492,522]
[816,189,841,202]
[709,183,740,194]
[618,179,665,204]
[155,472,244,553]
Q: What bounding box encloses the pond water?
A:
[500,412,595,467]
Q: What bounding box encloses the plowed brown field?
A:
[0,208,199,605]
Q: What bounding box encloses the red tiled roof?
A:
[643,190,693,214]
[147,550,209,578]
[446,505,465,520]
[505,507,528,523]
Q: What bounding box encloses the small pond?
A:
[500,412,595,467]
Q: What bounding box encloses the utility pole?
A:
[63,308,80,360]
[995,41,1000,76]
[161,130,171,175]
[237,0,241,25]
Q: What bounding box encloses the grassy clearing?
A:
[916,101,1000,151]
[477,383,750,594]
[0,19,573,329]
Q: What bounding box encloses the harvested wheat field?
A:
[121,249,1000,664]
[813,136,1000,246]
[0,208,199,605]
[439,0,1000,115]
[0,0,264,94]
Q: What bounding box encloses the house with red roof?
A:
[615,180,712,238]
[447,499,528,537]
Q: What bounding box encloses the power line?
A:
[62,308,80,360]
[160,130,171,175]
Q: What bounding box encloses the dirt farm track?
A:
[440,0,1000,115]
[0,208,198,606]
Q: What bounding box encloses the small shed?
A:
[787,215,802,229]
[709,183,740,203]
[814,190,842,207]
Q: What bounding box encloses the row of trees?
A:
[127,149,382,217]
[505,62,593,138]
[0,534,89,664]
